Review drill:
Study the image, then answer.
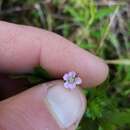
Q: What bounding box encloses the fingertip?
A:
[0,80,86,130]
[81,56,109,87]
[44,80,86,129]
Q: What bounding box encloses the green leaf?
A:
[32,66,53,80]
[95,6,116,21]
[98,126,104,130]
[27,75,44,84]
[79,42,96,49]
[101,109,130,129]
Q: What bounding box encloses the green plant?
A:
[1,0,130,129]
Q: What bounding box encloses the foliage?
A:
[0,0,130,130]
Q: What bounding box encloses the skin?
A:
[0,21,109,130]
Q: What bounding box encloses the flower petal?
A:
[64,82,76,90]
[67,83,74,88]
[75,77,82,85]
[69,83,76,90]
[63,73,69,81]
[64,82,70,88]
[68,71,76,77]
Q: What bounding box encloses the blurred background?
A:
[0,0,130,130]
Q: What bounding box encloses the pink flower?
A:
[63,71,82,90]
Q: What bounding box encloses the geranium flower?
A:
[63,71,82,90]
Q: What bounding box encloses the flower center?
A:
[68,76,76,84]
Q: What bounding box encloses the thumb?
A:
[0,80,86,130]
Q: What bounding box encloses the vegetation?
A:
[0,0,130,130]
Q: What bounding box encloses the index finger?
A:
[0,21,108,87]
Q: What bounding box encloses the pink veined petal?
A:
[63,73,69,81]
[68,71,76,77]
[75,77,82,85]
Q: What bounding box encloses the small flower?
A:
[63,71,82,90]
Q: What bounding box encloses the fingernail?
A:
[45,81,86,128]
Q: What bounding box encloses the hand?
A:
[0,21,108,130]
